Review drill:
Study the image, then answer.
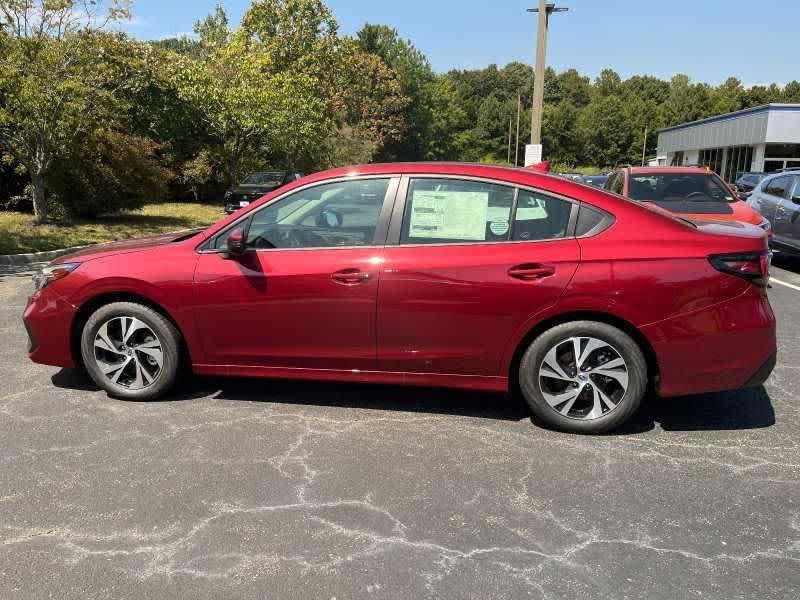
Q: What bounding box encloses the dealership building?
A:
[656,103,800,181]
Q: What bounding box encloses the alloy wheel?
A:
[538,336,629,420]
[93,316,164,390]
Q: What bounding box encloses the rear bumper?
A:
[24,288,77,369]
[644,287,776,397]
[744,351,777,388]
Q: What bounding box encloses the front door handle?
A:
[508,263,555,281]
[331,269,371,285]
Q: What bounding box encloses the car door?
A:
[784,176,800,247]
[377,176,580,377]
[748,179,777,224]
[764,175,793,243]
[193,176,398,370]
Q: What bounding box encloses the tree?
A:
[49,130,171,217]
[356,23,437,160]
[194,2,230,54]
[172,36,328,183]
[0,0,132,222]
[334,40,408,162]
[576,96,631,168]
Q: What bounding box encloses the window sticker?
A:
[408,191,489,240]
[489,220,509,236]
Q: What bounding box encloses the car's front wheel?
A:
[80,302,182,401]
[519,321,647,434]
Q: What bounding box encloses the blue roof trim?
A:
[659,104,800,134]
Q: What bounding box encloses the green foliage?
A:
[49,130,171,217]
[0,0,133,222]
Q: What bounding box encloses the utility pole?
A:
[641,127,648,166]
[514,94,521,166]
[507,118,513,165]
[526,1,568,166]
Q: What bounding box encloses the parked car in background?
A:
[579,175,609,188]
[224,171,304,214]
[734,172,767,196]
[747,169,800,253]
[25,163,775,434]
[559,173,583,181]
[605,166,771,234]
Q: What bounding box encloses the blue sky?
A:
[123,0,799,85]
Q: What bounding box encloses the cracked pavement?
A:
[1,260,799,599]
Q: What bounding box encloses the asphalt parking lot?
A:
[1,261,799,600]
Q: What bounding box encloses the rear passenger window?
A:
[399,178,573,245]
[400,178,514,244]
[513,190,572,241]
[765,176,791,198]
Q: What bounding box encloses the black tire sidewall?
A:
[519,321,647,434]
[80,302,181,401]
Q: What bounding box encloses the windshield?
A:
[582,176,608,187]
[241,172,283,185]
[628,173,734,203]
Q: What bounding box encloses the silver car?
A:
[748,169,800,252]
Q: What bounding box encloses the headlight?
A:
[757,217,771,232]
[32,263,80,291]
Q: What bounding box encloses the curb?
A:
[0,244,94,267]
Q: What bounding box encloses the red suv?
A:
[24,163,776,433]
[606,166,771,234]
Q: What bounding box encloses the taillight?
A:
[709,252,769,287]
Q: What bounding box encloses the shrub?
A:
[49,131,173,218]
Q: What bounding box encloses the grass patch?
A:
[0,202,224,255]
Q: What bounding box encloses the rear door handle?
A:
[508,263,555,281]
[331,269,371,285]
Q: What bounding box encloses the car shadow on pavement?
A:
[624,385,775,433]
[51,369,776,432]
[772,252,800,274]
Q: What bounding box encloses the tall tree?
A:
[0,0,132,222]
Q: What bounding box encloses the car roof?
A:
[627,167,712,175]
[300,162,574,185]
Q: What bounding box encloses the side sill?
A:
[193,364,509,393]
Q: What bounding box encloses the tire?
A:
[518,321,647,434]
[80,302,182,401]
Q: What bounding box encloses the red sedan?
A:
[24,163,776,433]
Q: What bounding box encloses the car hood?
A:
[53,228,206,264]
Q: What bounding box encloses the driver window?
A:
[244,178,390,249]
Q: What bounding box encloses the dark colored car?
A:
[224,171,304,214]
[25,162,775,434]
[579,175,608,188]
[735,172,767,196]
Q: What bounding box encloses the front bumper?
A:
[24,287,78,369]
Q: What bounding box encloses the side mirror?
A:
[226,227,246,256]
[792,195,800,206]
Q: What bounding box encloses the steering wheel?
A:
[686,192,707,200]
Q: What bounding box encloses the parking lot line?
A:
[770,277,800,292]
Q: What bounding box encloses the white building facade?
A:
[656,104,800,182]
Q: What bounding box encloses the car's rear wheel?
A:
[519,321,647,434]
[80,302,181,401]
